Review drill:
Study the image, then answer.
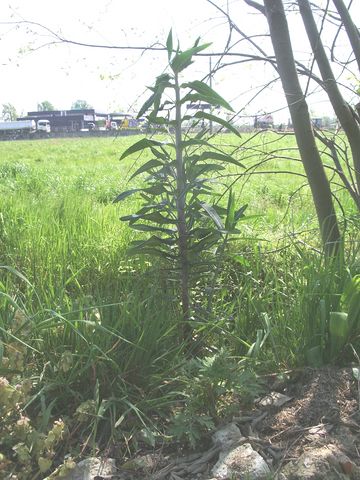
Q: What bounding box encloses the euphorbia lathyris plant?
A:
[115,31,247,340]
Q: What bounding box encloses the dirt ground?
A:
[112,367,360,479]
[257,367,360,476]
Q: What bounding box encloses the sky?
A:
[0,0,358,124]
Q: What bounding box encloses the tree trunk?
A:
[332,0,360,73]
[263,0,341,254]
[298,0,360,197]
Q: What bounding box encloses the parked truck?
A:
[0,119,51,140]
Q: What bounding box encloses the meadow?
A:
[0,133,359,476]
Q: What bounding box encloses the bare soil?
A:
[113,367,360,479]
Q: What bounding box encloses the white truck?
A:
[0,119,51,139]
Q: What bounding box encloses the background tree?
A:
[2,103,17,121]
[228,0,360,250]
[259,0,341,253]
[37,100,55,111]
[297,0,360,198]
[71,99,92,110]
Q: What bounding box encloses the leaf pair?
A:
[167,29,211,73]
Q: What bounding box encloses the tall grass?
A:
[0,134,359,459]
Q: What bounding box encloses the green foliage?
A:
[169,349,263,448]
[37,101,55,112]
[0,308,75,479]
[167,31,211,73]
[0,267,189,472]
[2,103,17,122]
[0,128,359,467]
[305,268,360,365]
[71,99,92,110]
[116,33,246,329]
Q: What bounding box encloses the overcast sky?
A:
[0,0,358,123]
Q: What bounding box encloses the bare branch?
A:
[332,0,360,73]
[243,0,266,15]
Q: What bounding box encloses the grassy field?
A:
[0,133,359,474]
[0,133,357,299]
[0,133,346,276]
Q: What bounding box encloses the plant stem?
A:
[174,72,191,338]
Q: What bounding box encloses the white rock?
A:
[59,457,117,480]
[212,422,244,449]
[258,391,292,408]
[211,443,270,480]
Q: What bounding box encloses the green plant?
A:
[0,267,187,464]
[169,348,262,448]
[0,308,76,479]
[305,272,360,365]
[115,31,246,339]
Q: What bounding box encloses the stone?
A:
[258,391,292,408]
[212,422,244,450]
[59,457,117,480]
[121,453,163,472]
[211,443,270,479]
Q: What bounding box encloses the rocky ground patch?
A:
[60,367,360,480]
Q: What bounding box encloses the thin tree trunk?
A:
[263,0,341,254]
[332,0,360,73]
[298,0,360,197]
[174,72,191,338]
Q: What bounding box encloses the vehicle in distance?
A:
[0,119,51,139]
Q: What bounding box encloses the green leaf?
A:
[120,138,163,160]
[143,184,168,195]
[166,29,173,61]
[150,147,170,160]
[329,311,349,339]
[247,329,266,358]
[329,311,349,358]
[152,74,173,117]
[129,159,163,180]
[121,211,174,225]
[195,128,207,139]
[131,224,175,234]
[193,111,240,136]
[230,254,250,267]
[182,138,214,149]
[190,232,221,252]
[113,189,142,203]
[182,93,218,108]
[196,151,245,168]
[225,189,235,231]
[342,275,360,331]
[200,202,224,230]
[137,93,156,119]
[171,43,211,73]
[182,80,234,112]
[235,204,248,222]
[187,163,225,180]
[128,238,176,258]
[137,74,172,119]
[131,236,176,248]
